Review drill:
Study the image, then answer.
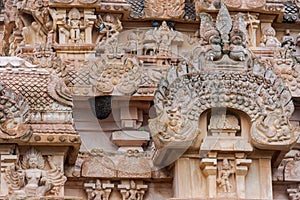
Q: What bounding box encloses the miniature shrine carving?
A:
[208,112,240,136]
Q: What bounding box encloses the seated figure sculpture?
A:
[13,148,52,197]
[5,148,67,198]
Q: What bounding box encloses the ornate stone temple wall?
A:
[1,0,300,199]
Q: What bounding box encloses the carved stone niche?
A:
[199,108,253,155]
[199,154,252,199]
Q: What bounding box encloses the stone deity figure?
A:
[5,148,67,197]
[10,148,52,197]
[88,180,108,200]
[125,180,139,200]
[259,26,281,48]
[217,158,235,193]
[63,8,86,44]
[155,21,176,56]
[95,14,122,46]
[124,33,138,54]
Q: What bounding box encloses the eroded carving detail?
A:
[84,179,114,200]
[285,152,300,181]
[118,180,148,200]
[144,0,185,19]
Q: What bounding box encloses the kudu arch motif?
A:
[149,4,299,151]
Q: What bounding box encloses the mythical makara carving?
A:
[0,83,31,139]
[5,148,66,198]
[149,4,299,150]
[197,4,252,71]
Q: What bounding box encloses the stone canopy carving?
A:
[149,4,299,153]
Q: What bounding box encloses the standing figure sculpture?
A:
[217,158,235,193]
[95,14,122,46]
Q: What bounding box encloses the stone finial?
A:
[216,3,232,43]
[199,13,220,44]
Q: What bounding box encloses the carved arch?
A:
[149,59,298,151]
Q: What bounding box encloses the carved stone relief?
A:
[143,21,184,57]
[117,149,151,178]
[5,148,66,198]
[285,153,300,181]
[149,4,298,151]
[0,83,31,139]
[287,184,300,200]
[259,26,281,48]
[95,14,122,47]
[196,0,267,11]
[118,180,148,200]
[90,54,142,95]
[84,179,114,200]
[144,0,185,19]
[81,153,117,178]
[217,158,235,193]
[197,4,252,71]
